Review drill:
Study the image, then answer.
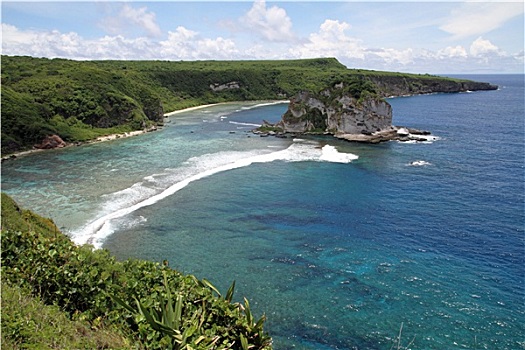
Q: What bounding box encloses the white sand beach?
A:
[163,103,221,117]
[1,104,223,161]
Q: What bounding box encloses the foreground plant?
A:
[1,193,272,349]
[112,271,271,350]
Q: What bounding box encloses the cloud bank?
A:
[2,2,523,74]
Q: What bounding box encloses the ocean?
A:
[2,74,523,349]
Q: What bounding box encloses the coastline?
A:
[163,103,222,117]
[0,103,223,162]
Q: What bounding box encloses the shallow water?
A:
[2,76,524,349]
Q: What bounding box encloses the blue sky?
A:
[2,1,524,73]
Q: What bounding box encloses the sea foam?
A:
[228,121,262,127]
[71,140,358,248]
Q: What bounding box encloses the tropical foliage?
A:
[1,193,271,349]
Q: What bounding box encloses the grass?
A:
[1,280,131,350]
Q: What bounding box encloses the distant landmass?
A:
[1,55,496,154]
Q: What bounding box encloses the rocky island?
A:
[256,76,497,143]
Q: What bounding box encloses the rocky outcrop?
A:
[335,126,437,144]
[260,75,497,143]
[260,81,440,143]
[210,81,240,92]
[326,95,392,134]
[35,135,67,149]
[275,82,393,137]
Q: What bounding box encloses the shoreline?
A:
[1,128,159,162]
[1,104,222,162]
[163,103,222,117]
[1,101,284,162]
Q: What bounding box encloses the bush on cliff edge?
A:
[1,193,272,349]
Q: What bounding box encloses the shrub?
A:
[1,193,272,349]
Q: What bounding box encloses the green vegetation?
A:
[1,193,272,349]
[1,281,131,350]
[2,55,486,154]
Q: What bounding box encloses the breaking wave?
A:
[71,140,358,248]
[228,121,262,127]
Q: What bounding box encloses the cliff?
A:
[365,74,497,97]
[277,81,392,135]
[268,74,495,143]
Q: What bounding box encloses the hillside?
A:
[1,193,271,349]
[1,56,496,154]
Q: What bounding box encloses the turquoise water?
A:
[2,76,524,349]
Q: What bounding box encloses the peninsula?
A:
[255,77,439,143]
[255,73,496,143]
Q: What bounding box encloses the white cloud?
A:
[240,0,294,42]
[469,37,501,57]
[2,23,34,45]
[515,50,525,63]
[159,26,198,58]
[438,45,468,59]
[84,36,154,60]
[1,23,82,57]
[100,4,162,38]
[440,2,524,39]
[1,23,238,61]
[159,27,238,60]
[293,20,365,60]
[369,48,415,66]
[316,19,351,41]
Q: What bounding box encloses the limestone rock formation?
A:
[276,81,393,136]
[210,81,240,92]
[264,80,438,143]
[367,75,497,97]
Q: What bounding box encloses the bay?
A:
[2,75,523,349]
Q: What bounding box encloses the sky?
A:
[1,1,524,74]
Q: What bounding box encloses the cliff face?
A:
[277,83,393,135]
[367,75,497,97]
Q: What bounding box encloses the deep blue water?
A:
[2,75,523,349]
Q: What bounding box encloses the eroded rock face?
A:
[35,135,66,149]
[278,86,392,135]
[326,95,392,134]
[209,81,240,92]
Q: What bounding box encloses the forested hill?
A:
[1,55,496,154]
